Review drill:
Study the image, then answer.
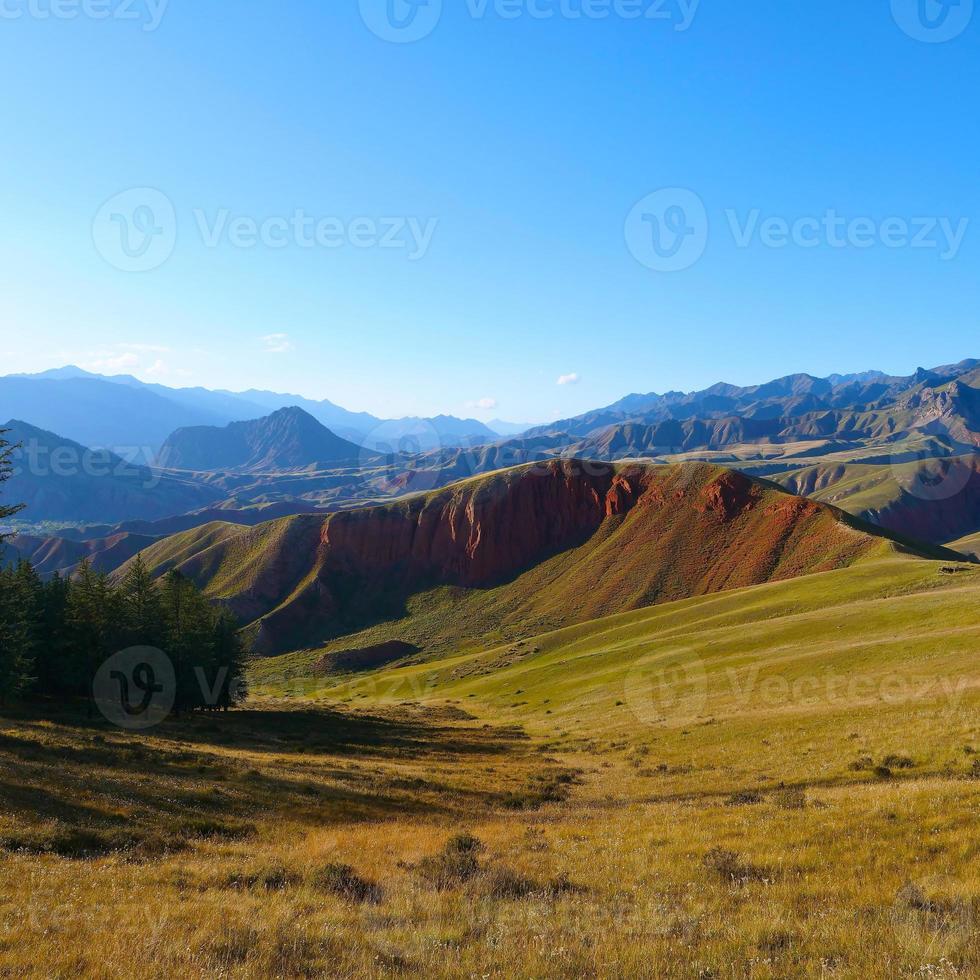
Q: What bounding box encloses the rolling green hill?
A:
[119,459,966,659]
[254,554,980,756]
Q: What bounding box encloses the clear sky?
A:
[1,1,977,423]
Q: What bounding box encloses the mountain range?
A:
[2,366,519,453]
[1,356,978,585]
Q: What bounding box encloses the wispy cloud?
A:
[557,372,580,386]
[87,351,140,372]
[467,397,498,411]
[261,333,294,354]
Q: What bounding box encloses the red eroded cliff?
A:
[318,459,652,588]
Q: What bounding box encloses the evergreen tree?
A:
[68,561,121,712]
[0,428,24,541]
[118,554,166,649]
[33,573,74,699]
[0,432,30,704]
[0,567,33,705]
[209,610,249,710]
[161,570,215,713]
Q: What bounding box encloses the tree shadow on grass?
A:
[0,703,537,850]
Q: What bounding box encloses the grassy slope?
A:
[255,557,980,755]
[949,530,980,559]
[3,555,976,977]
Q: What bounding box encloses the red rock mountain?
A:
[122,460,956,655]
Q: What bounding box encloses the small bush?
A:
[416,834,484,889]
[482,866,536,900]
[179,817,254,841]
[702,847,769,884]
[882,755,915,770]
[501,772,575,810]
[725,790,762,807]
[873,765,893,780]
[225,862,301,892]
[772,786,807,810]
[544,872,586,898]
[309,863,383,904]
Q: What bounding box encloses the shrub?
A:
[225,862,301,891]
[309,863,383,904]
[416,834,484,889]
[772,786,807,810]
[882,755,915,770]
[482,866,536,900]
[725,790,762,807]
[702,847,769,883]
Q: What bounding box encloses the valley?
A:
[1,358,978,978]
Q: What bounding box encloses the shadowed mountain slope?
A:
[158,407,367,472]
[118,460,960,656]
[1,419,221,525]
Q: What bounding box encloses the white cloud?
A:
[145,359,170,377]
[467,397,498,411]
[557,372,581,386]
[88,351,140,372]
[261,333,294,354]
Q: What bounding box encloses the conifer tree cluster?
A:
[0,428,248,715]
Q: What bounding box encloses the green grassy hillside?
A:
[119,461,960,658]
[254,556,980,755]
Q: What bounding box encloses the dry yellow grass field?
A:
[1,555,978,978]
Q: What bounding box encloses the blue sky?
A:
[1,1,978,423]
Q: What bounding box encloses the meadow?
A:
[1,554,978,978]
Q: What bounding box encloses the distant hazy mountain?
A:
[3,367,504,452]
[524,359,980,444]
[158,407,368,472]
[1,419,221,524]
[0,377,229,457]
[487,419,532,437]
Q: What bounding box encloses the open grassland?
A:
[2,556,979,977]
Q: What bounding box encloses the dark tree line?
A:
[0,428,248,715]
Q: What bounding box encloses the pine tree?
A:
[161,570,214,713]
[209,610,249,711]
[0,432,30,704]
[0,428,24,544]
[118,554,166,649]
[33,573,73,699]
[69,561,120,712]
